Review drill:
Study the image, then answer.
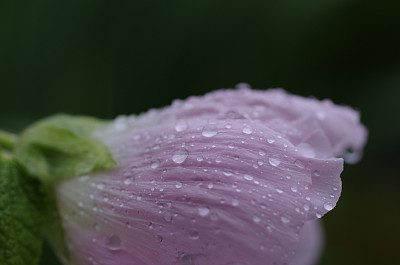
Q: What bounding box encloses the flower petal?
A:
[54,88,366,265]
[289,220,323,265]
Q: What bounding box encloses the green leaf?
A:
[0,151,45,265]
[14,114,116,183]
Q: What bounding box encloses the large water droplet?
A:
[253,215,261,223]
[106,234,122,250]
[163,212,172,222]
[202,125,218,137]
[269,157,281,167]
[323,203,334,211]
[244,174,254,181]
[242,126,253,134]
[232,199,239,207]
[174,120,188,132]
[151,160,160,169]
[281,215,290,224]
[190,231,199,240]
[172,148,189,163]
[198,206,210,217]
[124,178,133,185]
[267,138,275,144]
[294,159,305,168]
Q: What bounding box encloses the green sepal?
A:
[14,114,117,183]
[0,151,45,265]
[0,130,17,152]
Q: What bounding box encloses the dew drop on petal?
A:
[269,157,281,167]
[281,215,290,224]
[124,178,133,185]
[151,160,160,169]
[106,234,122,250]
[163,212,172,222]
[190,231,199,240]
[323,203,334,211]
[172,148,189,163]
[242,126,253,134]
[202,125,218,137]
[198,206,210,217]
[175,182,183,189]
[232,199,240,207]
[244,174,254,181]
[294,159,305,168]
[253,215,261,223]
[174,120,188,132]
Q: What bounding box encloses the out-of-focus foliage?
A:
[0,1,399,265]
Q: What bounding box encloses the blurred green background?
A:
[1,0,399,264]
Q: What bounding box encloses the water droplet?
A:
[303,204,310,211]
[259,151,266,156]
[202,125,218,137]
[196,156,204,162]
[269,157,280,167]
[323,203,334,211]
[172,148,189,163]
[124,178,133,185]
[316,213,322,218]
[163,212,172,222]
[198,206,210,217]
[151,160,160,169]
[313,170,321,177]
[106,234,122,250]
[174,120,188,132]
[294,160,305,168]
[253,215,261,223]
[190,231,199,240]
[207,183,214,189]
[267,138,275,144]
[260,244,266,251]
[232,199,239,207]
[242,126,253,134]
[175,182,183,189]
[281,215,290,224]
[291,186,298,192]
[244,174,254,181]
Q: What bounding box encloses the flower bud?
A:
[52,87,367,265]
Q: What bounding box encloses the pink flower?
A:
[53,86,367,265]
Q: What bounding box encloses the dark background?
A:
[1,1,399,264]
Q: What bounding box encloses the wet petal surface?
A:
[55,88,366,265]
